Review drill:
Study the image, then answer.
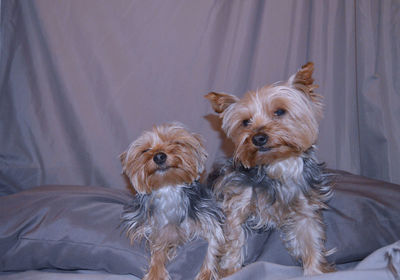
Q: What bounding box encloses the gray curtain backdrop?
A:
[0,0,399,194]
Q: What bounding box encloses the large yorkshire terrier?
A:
[120,123,224,280]
[205,62,334,276]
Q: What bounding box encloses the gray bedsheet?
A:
[1,170,400,279]
[226,240,400,280]
[1,240,399,280]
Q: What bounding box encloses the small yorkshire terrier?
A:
[120,123,224,280]
[205,62,334,276]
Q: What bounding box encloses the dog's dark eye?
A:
[242,119,250,127]
[274,109,286,117]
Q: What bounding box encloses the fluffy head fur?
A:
[205,62,323,168]
[120,122,207,194]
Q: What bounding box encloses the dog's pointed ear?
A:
[205,92,239,113]
[289,62,315,88]
[288,62,320,101]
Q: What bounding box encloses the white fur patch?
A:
[151,185,186,227]
[266,157,304,182]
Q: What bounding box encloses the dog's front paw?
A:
[303,262,335,276]
[195,269,213,280]
[143,268,170,280]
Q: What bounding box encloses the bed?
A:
[1,169,399,280]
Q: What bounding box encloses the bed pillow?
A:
[244,170,400,267]
[0,170,399,275]
[0,185,207,279]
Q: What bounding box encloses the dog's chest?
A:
[151,186,187,227]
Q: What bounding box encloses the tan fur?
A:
[206,62,334,276]
[217,187,253,276]
[120,123,207,194]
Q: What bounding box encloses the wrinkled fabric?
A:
[0,185,208,279]
[0,0,399,195]
[249,170,400,266]
[1,242,399,280]
[225,240,400,280]
[0,171,399,277]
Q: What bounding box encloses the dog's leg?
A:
[143,242,171,280]
[196,228,224,280]
[218,187,253,277]
[282,202,334,275]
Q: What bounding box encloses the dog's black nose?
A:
[153,152,167,165]
[252,133,268,147]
